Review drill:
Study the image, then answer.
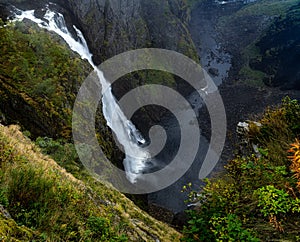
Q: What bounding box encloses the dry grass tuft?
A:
[288,139,300,191]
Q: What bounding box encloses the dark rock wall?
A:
[49,0,197,65]
[252,3,300,90]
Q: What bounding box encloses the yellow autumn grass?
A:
[288,139,300,190]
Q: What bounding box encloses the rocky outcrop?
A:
[0,205,11,219]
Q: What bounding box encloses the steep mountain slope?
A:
[0,124,181,241]
[0,20,91,139]
[251,2,300,89]
[210,0,300,87]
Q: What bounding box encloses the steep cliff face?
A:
[51,0,198,126]
[51,0,197,64]
[1,0,197,63]
[55,0,148,64]
[251,2,300,90]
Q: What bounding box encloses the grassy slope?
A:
[0,124,181,241]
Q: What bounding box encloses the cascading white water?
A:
[14,7,149,183]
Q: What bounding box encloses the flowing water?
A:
[12,4,221,212]
[13,6,149,183]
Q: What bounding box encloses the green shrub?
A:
[86,216,111,239]
[282,96,300,134]
[210,214,259,242]
[255,185,300,218]
[254,185,300,232]
[85,216,128,241]
[182,209,215,241]
[35,137,81,174]
[255,185,292,218]
[182,211,259,241]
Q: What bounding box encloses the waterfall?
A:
[13,7,149,183]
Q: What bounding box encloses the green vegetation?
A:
[232,0,299,18]
[250,2,300,89]
[0,125,182,241]
[0,213,36,241]
[218,0,299,28]
[238,65,266,87]
[0,20,91,139]
[182,97,300,241]
[0,126,128,241]
[238,41,266,87]
[35,136,82,175]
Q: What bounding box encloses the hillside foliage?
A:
[0,19,91,139]
[182,97,300,241]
